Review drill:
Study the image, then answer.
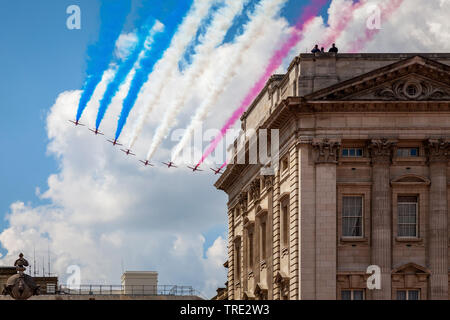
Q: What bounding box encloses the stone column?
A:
[426,139,449,300]
[369,139,396,300]
[312,138,340,300]
[271,172,281,299]
[227,206,235,300]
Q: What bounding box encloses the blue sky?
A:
[0,0,330,252]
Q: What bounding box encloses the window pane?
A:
[410,148,418,156]
[342,149,349,157]
[397,291,406,300]
[353,290,364,300]
[408,290,420,300]
[356,149,363,157]
[342,197,363,237]
[398,200,417,237]
[349,149,356,156]
[341,290,351,300]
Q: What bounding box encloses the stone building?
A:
[215,53,450,300]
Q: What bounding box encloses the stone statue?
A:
[3,253,40,300]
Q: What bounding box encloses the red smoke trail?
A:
[319,0,366,49]
[217,0,365,171]
[348,0,404,52]
[197,0,329,167]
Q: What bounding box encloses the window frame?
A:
[341,147,364,158]
[234,238,241,283]
[396,289,420,300]
[397,195,419,239]
[341,195,364,239]
[396,147,420,158]
[280,197,290,247]
[248,231,254,270]
[260,220,267,261]
[341,289,365,300]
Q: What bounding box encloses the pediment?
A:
[305,56,450,102]
[254,282,268,295]
[391,174,430,185]
[392,263,430,275]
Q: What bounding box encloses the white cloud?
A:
[114,32,138,61]
[0,0,449,298]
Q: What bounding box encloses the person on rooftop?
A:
[328,43,338,53]
[311,44,320,53]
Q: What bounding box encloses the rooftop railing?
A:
[55,285,196,296]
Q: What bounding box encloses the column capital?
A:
[238,192,248,212]
[368,138,397,165]
[312,138,341,164]
[263,175,274,189]
[249,179,261,201]
[426,139,450,163]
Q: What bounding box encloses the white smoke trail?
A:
[171,0,288,162]
[127,0,216,149]
[145,0,249,161]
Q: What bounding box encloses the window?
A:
[260,222,266,260]
[398,196,418,237]
[341,290,364,300]
[235,241,241,281]
[281,202,289,246]
[282,157,289,172]
[342,148,364,157]
[248,232,254,269]
[397,148,419,157]
[342,196,363,237]
[397,289,420,300]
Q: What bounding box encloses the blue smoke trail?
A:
[95,18,157,130]
[95,0,166,130]
[75,0,131,122]
[114,0,193,141]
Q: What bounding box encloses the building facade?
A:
[215,53,450,300]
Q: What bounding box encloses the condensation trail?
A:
[95,20,164,130]
[171,0,289,163]
[144,0,249,161]
[75,0,131,122]
[126,0,216,148]
[198,0,329,167]
[113,0,193,141]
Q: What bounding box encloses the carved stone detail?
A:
[250,180,261,201]
[374,80,450,101]
[238,192,248,212]
[368,139,397,164]
[426,139,450,163]
[312,138,341,164]
[263,175,274,189]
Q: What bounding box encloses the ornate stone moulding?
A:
[390,174,431,186]
[274,271,290,285]
[374,79,450,101]
[368,138,397,164]
[312,138,341,164]
[238,192,248,213]
[426,138,450,163]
